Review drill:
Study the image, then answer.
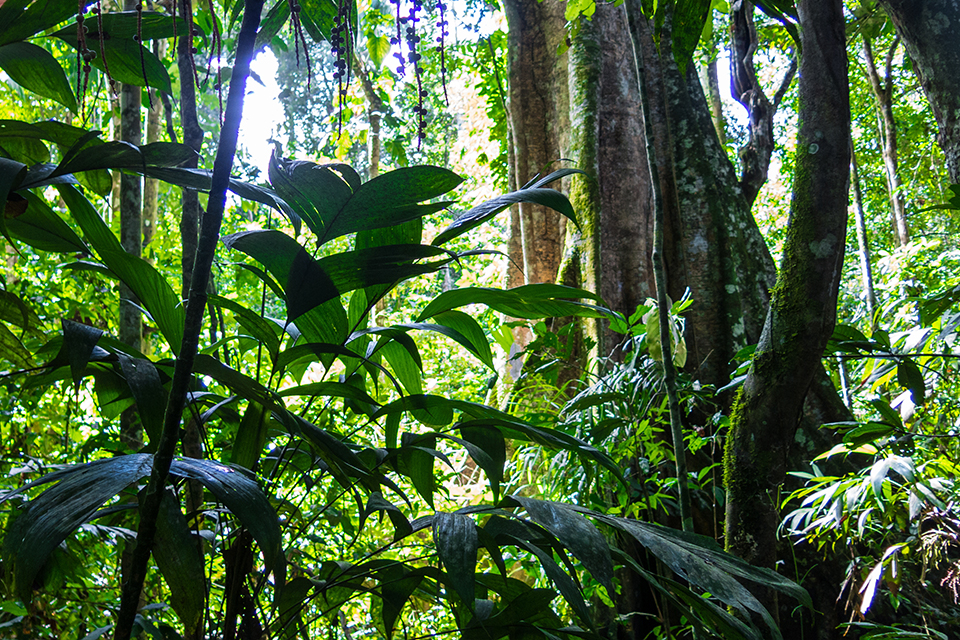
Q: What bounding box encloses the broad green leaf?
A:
[0,0,76,47]
[6,191,87,253]
[50,11,197,43]
[671,0,712,74]
[152,490,204,635]
[367,33,390,69]
[0,322,32,369]
[117,354,166,445]
[0,42,77,112]
[896,358,925,404]
[515,537,593,627]
[143,166,299,231]
[224,230,456,321]
[513,497,614,599]
[208,294,282,360]
[400,432,437,507]
[0,289,40,333]
[433,512,478,606]
[255,0,291,50]
[168,457,285,590]
[268,154,355,240]
[57,320,102,386]
[416,285,608,321]
[425,310,494,369]
[380,566,426,639]
[432,184,578,247]
[459,425,506,501]
[53,32,172,93]
[361,493,412,542]
[59,185,185,351]
[278,381,381,409]
[231,401,270,470]
[0,156,28,246]
[2,454,155,601]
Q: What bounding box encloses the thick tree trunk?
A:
[565,2,652,361]
[878,0,960,183]
[724,0,849,621]
[504,0,569,287]
[863,35,909,245]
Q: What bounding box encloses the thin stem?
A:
[623,0,693,534]
[112,0,266,635]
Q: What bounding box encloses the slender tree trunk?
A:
[724,0,849,622]
[851,148,878,326]
[863,35,909,245]
[730,0,797,208]
[142,41,165,261]
[699,57,726,147]
[877,0,960,183]
[353,54,382,179]
[178,0,203,299]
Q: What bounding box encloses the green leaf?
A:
[433,512,478,606]
[231,401,270,470]
[0,42,77,112]
[512,497,614,599]
[671,0,712,74]
[0,322,33,369]
[459,425,505,501]
[50,11,202,43]
[268,154,356,240]
[515,537,593,628]
[223,230,456,321]
[59,185,185,351]
[2,454,155,601]
[432,176,580,246]
[152,490,204,635]
[208,294,282,360]
[0,156,28,246]
[117,353,166,445]
[56,320,103,386]
[424,310,494,370]
[896,358,925,405]
[361,493,412,542]
[278,381,382,409]
[367,33,390,69]
[0,0,76,47]
[168,457,285,591]
[416,285,608,321]
[53,32,172,93]
[6,191,88,253]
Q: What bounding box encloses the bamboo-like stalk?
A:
[112,0,266,635]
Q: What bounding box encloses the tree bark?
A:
[504,0,569,287]
[877,0,960,183]
[863,35,909,245]
[851,147,878,326]
[730,0,797,209]
[724,0,849,621]
[178,0,203,299]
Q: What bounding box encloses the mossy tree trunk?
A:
[723,0,849,622]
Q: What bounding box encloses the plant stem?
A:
[112,0,266,635]
[623,0,694,534]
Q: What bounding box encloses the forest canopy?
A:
[0,0,958,639]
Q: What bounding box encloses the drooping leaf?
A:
[6,191,88,253]
[152,490,204,635]
[0,322,32,369]
[896,357,925,405]
[231,401,270,470]
[57,320,103,386]
[54,31,172,93]
[417,284,608,321]
[0,0,77,47]
[459,425,506,501]
[512,497,614,599]
[208,294,282,360]
[361,493,412,542]
[2,454,154,601]
[50,11,205,43]
[432,181,580,247]
[59,185,185,351]
[0,42,77,112]
[168,457,285,591]
[433,512,478,606]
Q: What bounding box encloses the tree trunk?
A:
[863,35,909,245]
[178,0,203,299]
[504,0,569,287]
[878,0,960,183]
[851,148,878,326]
[730,0,797,209]
[724,0,849,622]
